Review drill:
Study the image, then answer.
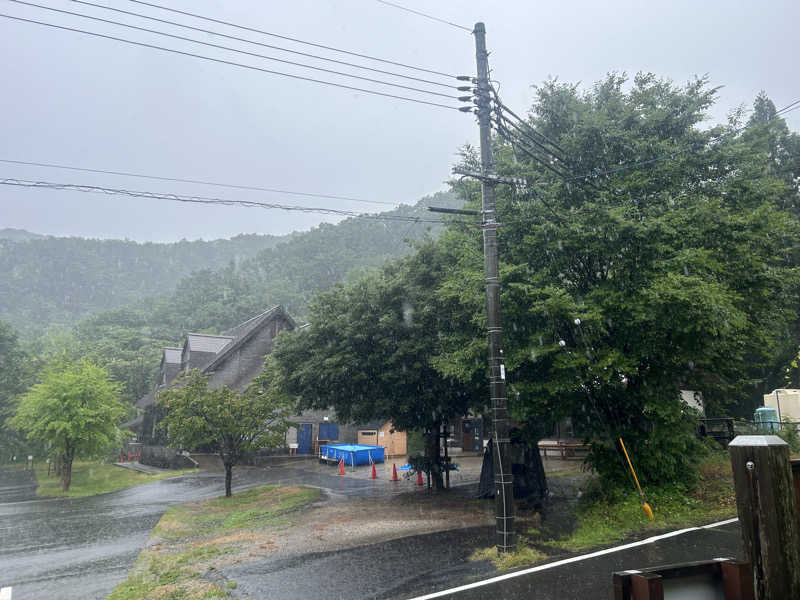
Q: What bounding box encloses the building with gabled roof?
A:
[130,305,407,460]
[132,305,296,443]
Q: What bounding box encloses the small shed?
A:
[764,388,800,423]
[357,421,406,457]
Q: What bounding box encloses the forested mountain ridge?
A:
[81,192,458,337]
[0,228,46,241]
[0,232,290,336]
[67,192,459,403]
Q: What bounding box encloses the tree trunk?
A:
[424,427,444,491]
[61,448,74,492]
[224,462,233,497]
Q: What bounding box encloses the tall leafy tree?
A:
[272,240,483,489]
[12,358,126,490]
[0,320,34,459]
[76,319,169,404]
[435,74,800,487]
[739,92,800,400]
[157,369,294,497]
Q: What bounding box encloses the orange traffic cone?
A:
[338,458,344,475]
[416,471,424,486]
[392,464,398,481]
[371,461,377,479]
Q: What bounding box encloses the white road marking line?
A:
[0,586,12,600]
[408,517,740,600]
[702,517,739,529]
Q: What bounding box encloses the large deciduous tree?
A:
[0,320,34,459]
[435,74,800,488]
[157,369,294,497]
[272,241,484,490]
[12,358,126,490]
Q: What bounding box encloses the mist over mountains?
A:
[1,192,458,340]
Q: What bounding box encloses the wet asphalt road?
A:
[0,464,743,600]
[224,521,742,600]
[416,522,743,600]
[223,525,497,600]
[0,464,391,600]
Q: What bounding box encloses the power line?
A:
[10,0,458,99]
[0,158,398,206]
[777,104,800,117]
[491,93,569,159]
[0,178,460,223]
[488,82,597,191]
[128,0,461,79]
[69,0,455,89]
[372,0,473,33]
[494,111,568,167]
[493,118,575,182]
[491,111,603,192]
[776,99,800,115]
[0,12,463,111]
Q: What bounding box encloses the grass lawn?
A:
[108,485,320,600]
[470,451,737,570]
[34,461,197,498]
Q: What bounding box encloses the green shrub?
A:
[778,419,800,453]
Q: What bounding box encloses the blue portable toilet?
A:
[754,406,780,433]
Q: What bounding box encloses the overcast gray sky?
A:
[1,0,798,242]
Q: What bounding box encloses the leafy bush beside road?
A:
[471,452,737,570]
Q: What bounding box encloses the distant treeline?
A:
[0,231,288,336]
[1,192,458,403]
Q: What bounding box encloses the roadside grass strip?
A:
[470,452,737,570]
[34,461,197,498]
[108,485,320,600]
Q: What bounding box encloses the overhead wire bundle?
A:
[1,0,475,111]
[0,0,481,224]
[0,158,398,207]
[0,177,467,224]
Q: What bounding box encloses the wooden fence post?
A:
[729,435,800,599]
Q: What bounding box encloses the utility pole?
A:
[474,21,514,553]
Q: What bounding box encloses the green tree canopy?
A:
[0,320,34,459]
[434,74,800,487]
[272,240,484,489]
[12,358,126,490]
[157,369,294,496]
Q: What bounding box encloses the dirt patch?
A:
[216,487,494,560]
[111,483,496,599]
[203,532,262,545]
